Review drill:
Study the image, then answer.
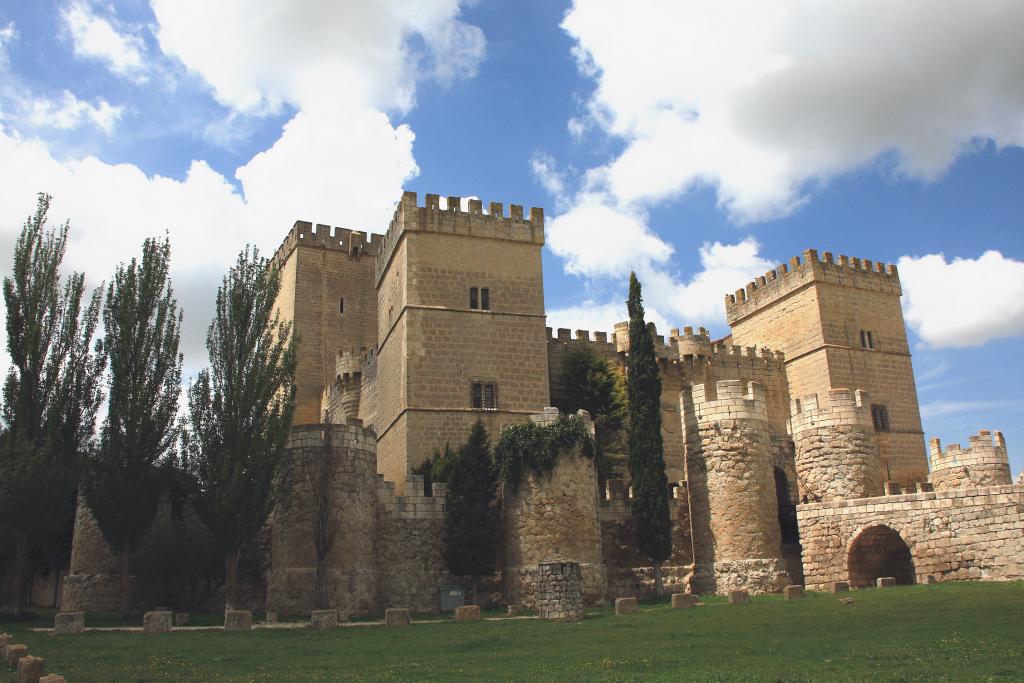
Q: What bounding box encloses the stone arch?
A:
[846,524,915,588]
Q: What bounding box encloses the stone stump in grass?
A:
[224,610,253,631]
[54,611,85,635]
[385,608,411,628]
[266,611,278,624]
[876,576,896,588]
[144,611,173,633]
[0,632,10,655]
[671,593,696,609]
[6,644,27,668]
[614,597,638,615]
[535,561,584,621]
[831,581,850,593]
[311,610,338,630]
[174,613,189,626]
[784,585,805,600]
[507,604,520,617]
[40,675,67,683]
[16,654,43,683]
[454,605,481,622]
[729,590,751,605]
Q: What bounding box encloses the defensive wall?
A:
[929,430,1012,491]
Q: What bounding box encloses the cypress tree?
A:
[82,235,182,615]
[441,420,500,605]
[182,247,297,609]
[625,272,672,596]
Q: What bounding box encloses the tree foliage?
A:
[411,443,456,496]
[494,414,594,496]
[0,193,105,611]
[441,421,500,604]
[82,235,182,613]
[626,272,672,594]
[182,246,297,609]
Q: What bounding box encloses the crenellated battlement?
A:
[725,248,902,324]
[376,473,447,520]
[272,220,383,269]
[789,388,873,433]
[683,380,768,424]
[375,191,545,284]
[928,430,1011,490]
[335,347,371,382]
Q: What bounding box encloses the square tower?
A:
[726,249,927,486]
[271,221,380,425]
[373,192,550,491]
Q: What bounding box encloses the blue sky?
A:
[0,1,1022,473]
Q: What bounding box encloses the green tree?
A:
[0,194,104,613]
[441,421,500,605]
[81,235,182,614]
[625,272,672,596]
[182,247,297,609]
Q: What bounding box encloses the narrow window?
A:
[339,297,345,315]
[860,330,875,350]
[871,404,890,432]
[471,381,498,410]
[481,287,490,310]
[469,287,479,309]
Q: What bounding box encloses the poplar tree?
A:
[82,235,182,614]
[442,420,500,605]
[0,194,105,612]
[182,247,297,610]
[625,272,672,596]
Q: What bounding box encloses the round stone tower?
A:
[335,349,364,422]
[928,430,1012,491]
[789,388,884,502]
[682,380,788,595]
[502,408,607,607]
[267,421,379,616]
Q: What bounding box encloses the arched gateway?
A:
[847,525,915,587]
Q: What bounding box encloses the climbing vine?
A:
[495,413,595,496]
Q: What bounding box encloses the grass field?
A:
[2,582,1022,682]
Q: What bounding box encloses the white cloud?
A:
[899,250,1024,348]
[546,299,673,339]
[561,0,1024,223]
[530,152,567,205]
[29,90,123,133]
[0,22,15,63]
[920,399,1022,419]
[62,1,147,81]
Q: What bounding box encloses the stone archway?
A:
[847,525,915,588]
[774,467,803,584]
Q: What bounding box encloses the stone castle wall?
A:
[929,430,1012,491]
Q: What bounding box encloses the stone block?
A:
[729,590,751,605]
[265,611,278,623]
[614,597,638,615]
[784,585,805,600]
[507,604,520,617]
[311,609,338,630]
[6,644,27,668]
[224,610,253,631]
[54,611,85,635]
[385,608,411,628]
[143,611,172,633]
[16,654,43,683]
[0,632,9,651]
[831,581,850,593]
[454,605,481,622]
[671,593,696,609]
[876,576,896,588]
[174,612,189,626]
[39,676,67,683]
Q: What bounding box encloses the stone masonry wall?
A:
[797,484,1024,591]
[929,430,1012,491]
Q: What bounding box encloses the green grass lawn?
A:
[2,582,1022,682]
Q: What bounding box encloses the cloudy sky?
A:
[0,1,1022,472]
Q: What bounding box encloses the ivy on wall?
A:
[495,413,595,496]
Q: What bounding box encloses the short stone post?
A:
[876,576,896,588]
[784,585,805,600]
[224,610,253,631]
[40,675,67,683]
[16,654,43,683]
[454,605,481,622]
[614,597,638,615]
[385,608,412,628]
[831,581,850,593]
[535,561,584,621]
[729,590,751,605]
[6,644,27,668]
[265,611,278,624]
[174,612,190,626]
[671,593,696,609]
[0,632,10,655]
[311,609,338,630]
[144,611,173,633]
[54,611,85,635]
[507,604,520,617]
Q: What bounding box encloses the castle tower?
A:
[373,192,550,491]
[681,380,789,595]
[321,348,365,423]
[726,249,928,486]
[271,221,380,424]
[928,430,1012,491]
[789,388,884,502]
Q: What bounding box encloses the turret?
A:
[929,430,1011,491]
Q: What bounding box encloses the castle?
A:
[62,191,1024,615]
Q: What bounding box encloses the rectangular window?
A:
[471,381,498,410]
[469,287,478,309]
[339,297,344,315]
[481,287,490,310]
[860,330,875,350]
[871,404,890,432]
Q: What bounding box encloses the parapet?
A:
[725,249,902,325]
[335,347,370,382]
[375,191,545,284]
[682,380,768,424]
[789,388,873,433]
[928,430,1011,489]
[546,327,619,357]
[376,473,447,520]
[611,321,676,359]
[272,220,383,268]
